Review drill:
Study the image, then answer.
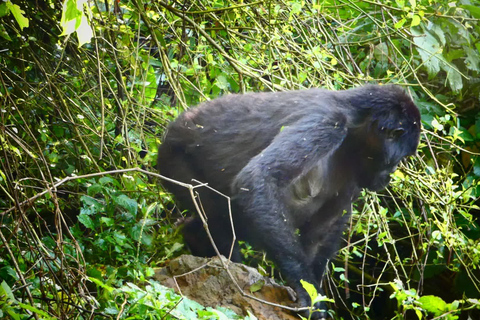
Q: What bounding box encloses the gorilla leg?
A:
[184,188,242,262]
[182,212,242,262]
[158,145,241,261]
[301,198,352,281]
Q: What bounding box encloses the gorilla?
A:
[157,84,421,319]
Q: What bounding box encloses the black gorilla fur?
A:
[157,84,421,319]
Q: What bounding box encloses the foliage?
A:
[300,279,335,319]
[1,0,480,319]
[88,278,249,320]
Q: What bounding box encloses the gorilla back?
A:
[157,84,420,319]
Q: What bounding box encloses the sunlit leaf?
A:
[300,279,317,302]
[5,1,29,30]
[419,295,447,316]
[411,14,421,27]
[76,14,93,47]
[394,18,406,29]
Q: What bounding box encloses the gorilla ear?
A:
[387,128,405,140]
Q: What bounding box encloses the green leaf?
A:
[429,23,445,46]
[214,74,229,90]
[115,194,138,215]
[465,47,480,72]
[100,217,114,227]
[78,213,95,229]
[462,5,480,19]
[18,302,56,320]
[409,0,416,10]
[395,0,405,8]
[394,18,407,29]
[411,15,421,27]
[0,4,9,17]
[0,266,17,280]
[415,309,423,319]
[80,195,102,210]
[300,279,318,303]
[291,2,302,14]
[411,27,441,77]
[87,183,103,196]
[99,176,119,186]
[104,307,119,315]
[60,0,92,46]
[0,24,11,41]
[5,1,29,30]
[1,281,15,300]
[88,277,115,293]
[76,15,93,47]
[61,0,81,35]
[419,295,447,316]
[440,61,463,92]
[249,280,265,293]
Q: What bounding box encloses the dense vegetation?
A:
[1,0,480,319]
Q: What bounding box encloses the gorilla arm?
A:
[231,112,348,311]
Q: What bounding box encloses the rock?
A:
[154,255,300,320]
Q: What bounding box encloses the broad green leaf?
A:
[394,18,406,29]
[440,61,463,92]
[215,74,229,90]
[87,183,103,196]
[411,27,441,77]
[100,217,114,227]
[99,176,116,185]
[415,309,423,319]
[5,2,29,30]
[115,194,138,215]
[76,14,93,47]
[411,15,421,27]
[300,279,318,302]
[374,43,389,62]
[291,2,302,14]
[419,295,447,316]
[61,0,81,35]
[60,0,92,46]
[104,307,119,315]
[428,22,445,46]
[465,47,480,72]
[0,3,9,17]
[18,303,56,320]
[80,195,102,210]
[1,281,15,300]
[462,5,480,19]
[78,213,95,229]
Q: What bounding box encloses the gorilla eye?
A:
[388,128,405,140]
